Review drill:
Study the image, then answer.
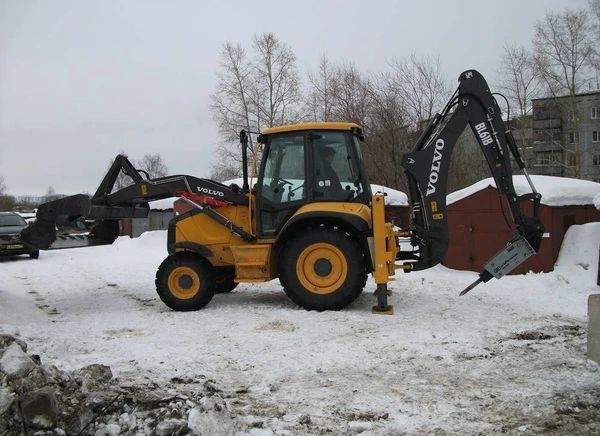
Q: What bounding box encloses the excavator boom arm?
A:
[401,70,544,280]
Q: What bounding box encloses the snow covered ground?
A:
[1,224,600,434]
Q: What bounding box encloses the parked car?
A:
[0,212,39,259]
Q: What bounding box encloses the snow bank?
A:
[594,192,600,210]
[448,175,600,206]
[553,222,600,286]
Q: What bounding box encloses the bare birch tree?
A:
[136,153,168,180]
[304,54,338,122]
[251,33,301,129]
[388,54,452,130]
[497,43,543,121]
[590,0,600,71]
[495,43,543,166]
[362,72,411,192]
[328,61,373,126]
[589,0,600,37]
[533,8,597,177]
[210,42,254,176]
[210,33,301,178]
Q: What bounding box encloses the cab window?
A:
[258,134,307,233]
[312,131,365,201]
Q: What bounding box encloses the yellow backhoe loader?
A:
[21,70,545,313]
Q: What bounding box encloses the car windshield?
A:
[0,214,27,227]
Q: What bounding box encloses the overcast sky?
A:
[0,0,590,196]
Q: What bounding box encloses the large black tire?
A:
[279,226,368,311]
[215,266,238,294]
[29,250,40,259]
[155,252,216,311]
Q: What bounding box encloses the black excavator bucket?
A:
[20,154,156,251]
[20,193,149,251]
[20,153,248,251]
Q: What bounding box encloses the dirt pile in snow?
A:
[0,334,251,435]
[1,334,352,435]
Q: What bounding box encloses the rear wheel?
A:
[279,226,367,311]
[155,252,216,311]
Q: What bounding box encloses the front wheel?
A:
[279,227,367,311]
[155,252,216,311]
[29,250,40,259]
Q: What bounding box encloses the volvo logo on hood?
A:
[197,187,225,197]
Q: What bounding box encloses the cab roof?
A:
[260,122,361,135]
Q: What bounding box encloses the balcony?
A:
[530,163,565,177]
[532,141,564,152]
[532,118,562,130]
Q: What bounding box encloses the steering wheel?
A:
[344,188,355,202]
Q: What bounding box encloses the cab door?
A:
[256,133,308,237]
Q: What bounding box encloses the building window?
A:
[592,107,598,119]
[569,132,579,143]
[552,130,561,141]
[594,131,600,142]
[593,154,600,166]
[568,154,576,167]
[537,153,559,165]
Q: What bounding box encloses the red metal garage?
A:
[442,176,600,274]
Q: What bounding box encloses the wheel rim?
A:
[296,243,348,295]
[168,266,200,300]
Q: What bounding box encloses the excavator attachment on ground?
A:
[20,69,545,313]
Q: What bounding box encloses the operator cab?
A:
[255,123,371,236]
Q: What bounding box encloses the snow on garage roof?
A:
[594,192,600,210]
[370,184,408,206]
[447,175,600,207]
[149,197,177,210]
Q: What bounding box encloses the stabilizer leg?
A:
[372,284,394,315]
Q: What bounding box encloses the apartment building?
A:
[530,90,600,182]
